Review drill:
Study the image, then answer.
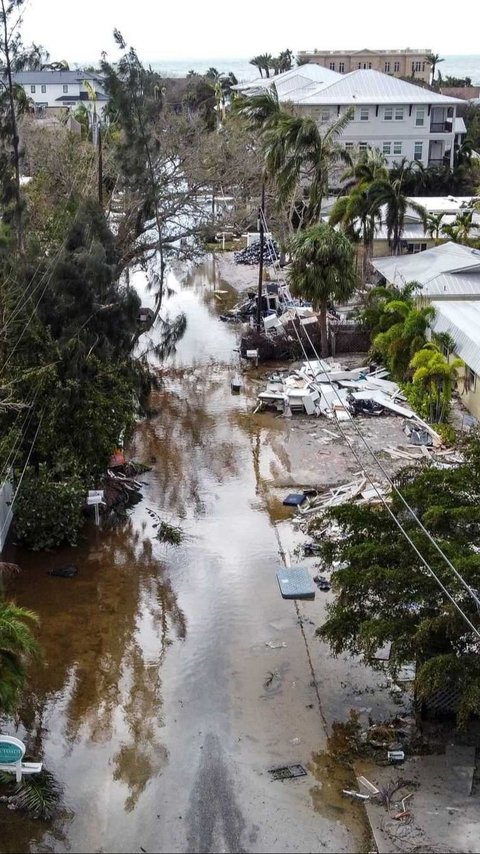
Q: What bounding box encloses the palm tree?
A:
[367,160,427,254]
[410,344,463,422]
[0,598,39,715]
[329,187,382,279]
[441,209,475,245]
[249,55,265,78]
[288,223,357,356]
[425,53,444,86]
[372,299,435,378]
[341,147,388,191]
[278,49,293,73]
[263,108,353,228]
[258,53,274,79]
[426,212,445,243]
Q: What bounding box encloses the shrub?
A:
[14,466,84,550]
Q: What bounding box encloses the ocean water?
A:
[148,55,480,85]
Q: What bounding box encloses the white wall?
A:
[21,82,108,116]
[302,102,456,167]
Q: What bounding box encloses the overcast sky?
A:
[20,0,477,63]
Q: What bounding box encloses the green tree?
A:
[367,159,427,254]
[426,211,445,243]
[442,209,476,245]
[426,52,444,86]
[371,295,435,378]
[314,432,480,726]
[0,598,39,714]
[288,223,357,356]
[408,343,463,422]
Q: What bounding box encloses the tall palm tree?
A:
[372,299,435,379]
[341,147,388,191]
[426,53,444,86]
[258,53,274,79]
[367,160,427,254]
[409,344,463,422]
[442,209,475,245]
[288,223,357,356]
[329,187,382,279]
[426,212,445,243]
[0,598,39,715]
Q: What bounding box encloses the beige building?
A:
[297,49,432,83]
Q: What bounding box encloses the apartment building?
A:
[235,66,464,170]
[297,49,432,83]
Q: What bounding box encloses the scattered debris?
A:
[47,565,78,578]
[313,575,331,592]
[265,641,287,649]
[358,775,380,795]
[342,789,370,800]
[283,492,307,507]
[230,374,242,394]
[276,568,316,600]
[268,764,307,781]
[234,240,280,265]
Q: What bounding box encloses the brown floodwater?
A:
[0,256,373,854]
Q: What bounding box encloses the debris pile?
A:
[234,240,280,265]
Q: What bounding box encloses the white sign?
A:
[87,490,104,506]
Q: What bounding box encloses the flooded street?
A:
[0,256,380,853]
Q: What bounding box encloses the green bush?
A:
[433,422,456,447]
[14,466,85,550]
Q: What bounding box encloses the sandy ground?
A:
[215,251,276,293]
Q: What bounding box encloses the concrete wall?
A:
[297,51,431,83]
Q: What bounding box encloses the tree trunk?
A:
[2,0,23,255]
[320,301,329,358]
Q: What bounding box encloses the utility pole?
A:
[256,180,265,332]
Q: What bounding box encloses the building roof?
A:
[455,117,467,135]
[431,301,480,375]
[405,195,478,215]
[372,242,480,296]
[299,49,431,56]
[232,63,341,92]
[294,69,465,106]
[12,70,104,85]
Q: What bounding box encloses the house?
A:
[373,196,479,256]
[235,68,464,170]
[296,49,432,83]
[371,242,480,419]
[12,70,108,117]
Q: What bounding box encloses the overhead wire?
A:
[257,208,480,632]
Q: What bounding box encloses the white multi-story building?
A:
[235,66,464,169]
[12,70,108,116]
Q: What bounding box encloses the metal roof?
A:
[232,63,341,91]
[13,70,104,85]
[295,69,465,106]
[431,301,480,374]
[372,242,480,292]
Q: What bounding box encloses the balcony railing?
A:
[430,121,453,133]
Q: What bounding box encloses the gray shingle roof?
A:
[295,69,465,106]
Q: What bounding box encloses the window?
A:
[30,84,36,93]
[384,61,391,73]
[41,84,46,93]
[465,367,477,392]
[384,107,393,120]
[414,141,423,161]
[345,142,354,150]
[320,109,330,123]
[359,107,369,121]
[393,141,402,155]
[414,61,422,72]
[329,62,335,70]
[407,242,427,254]
[394,106,404,120]
[358,142,368,151]
[368,62,372,69]
[63,84,68,93]
[339,62,345,73]
[415,107,425,127]
[382,141,391,155]
[358,62,361,69]
[422,62,426,71]
[394,61,400,72]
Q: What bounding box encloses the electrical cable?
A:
[257,208,480,629]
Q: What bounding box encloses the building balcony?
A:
[430,121,453,133]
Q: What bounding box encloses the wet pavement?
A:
[0,255,403,853]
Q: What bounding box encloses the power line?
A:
[257,209,480,630]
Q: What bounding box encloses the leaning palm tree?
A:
[367,160,427,254]
[263,108,354,227]
[249,55,265,79]
[425,53,444,86]
[0,598,39,715]
[288,223,357,356]
[341,147,388,192]
[442,210,475,245]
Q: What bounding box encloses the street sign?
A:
[87,490,104,506]
[0,736,25,764]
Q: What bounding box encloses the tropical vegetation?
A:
[312,430,480,727]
